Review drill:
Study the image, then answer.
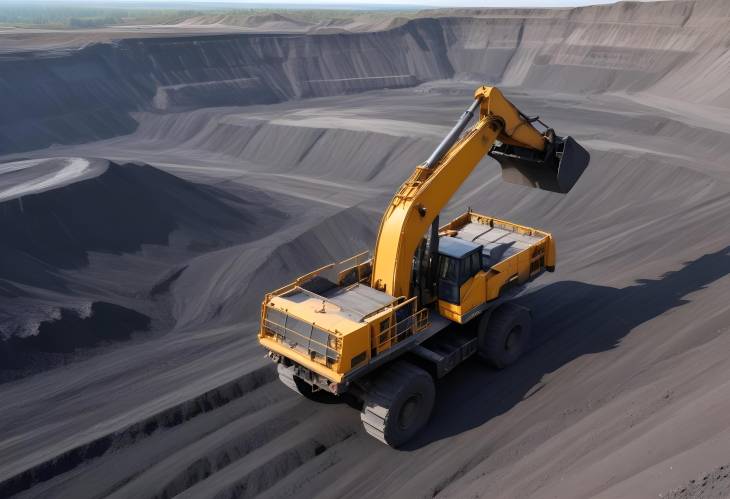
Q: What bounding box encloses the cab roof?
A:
[438,236,482,259]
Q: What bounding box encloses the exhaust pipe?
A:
[489,131,590,194]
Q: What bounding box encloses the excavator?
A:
[258,86,590,447]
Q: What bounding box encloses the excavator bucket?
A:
[489,135,590,194]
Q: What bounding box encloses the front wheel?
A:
[477,302,532,368]
[360,361,435,448]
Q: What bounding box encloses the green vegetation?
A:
[0,5,202,28]
[0,4,416,30]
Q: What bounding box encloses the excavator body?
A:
[258,86,590,447]
[259,211,554,383]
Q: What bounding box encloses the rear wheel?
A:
[277,364,337,403]
[477,302,531,368]
[360,361,435,448]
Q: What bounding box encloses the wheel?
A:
[477,302,531,368]
[277,364,336,403]
[360,361,435,448]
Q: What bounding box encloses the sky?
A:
[218,0,629,5]
[6,0,647,7]
[198,0,622,4]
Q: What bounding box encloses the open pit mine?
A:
[1,1,730,498]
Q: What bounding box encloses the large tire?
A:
[360,361,435,448]
[277,364,336,403]
[477,302,531,369]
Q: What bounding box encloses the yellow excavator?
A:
[258,86,590,447]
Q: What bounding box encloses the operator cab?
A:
[437,237,483,304]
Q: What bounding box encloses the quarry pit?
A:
[2,1,730,497]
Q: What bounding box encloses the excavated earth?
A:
[2,1,730,497]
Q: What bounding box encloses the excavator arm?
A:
[370,86,589,299]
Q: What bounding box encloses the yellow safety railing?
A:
[337,250,372,285]
[266,250,372,301]
[374,297,429,352]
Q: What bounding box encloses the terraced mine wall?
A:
[3,1,730,497]
[2,0,729,154]
[0,21,451,153]
[0,361,278,497]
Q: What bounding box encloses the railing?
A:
[529,244,546,277]
[337,250,370,270]
[262,294,431,368]
[373,296,429,352]
[266,250,372,302]
[337,251,372,285]
[375,309,429,351]
[440,210,550,240]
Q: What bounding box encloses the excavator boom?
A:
[369,86,589,299]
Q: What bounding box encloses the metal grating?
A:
[264,307,339,362]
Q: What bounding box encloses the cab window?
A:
[438,256,460,304]
[458,251,482,285]
[439,256,459,282]
[437,251,482,304]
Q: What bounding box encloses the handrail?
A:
[338,250,370,267]
[375,307,429,350]
[268,251,372,300]
[441,211,551,240]
[264,294,429,364]
[361,294,417,322]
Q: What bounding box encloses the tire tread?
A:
[359,361,434,447]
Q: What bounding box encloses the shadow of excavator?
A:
[404,244,730,450]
